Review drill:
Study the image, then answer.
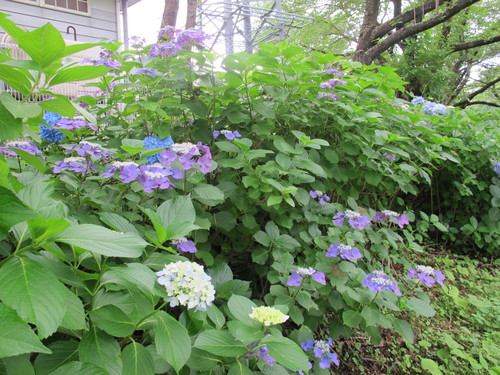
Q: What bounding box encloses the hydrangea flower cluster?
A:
[287,267,326,286]
[55,117,96,131]
[494,162,500,176]
[159,142,212,174]
[324,67,345,76]
[213,130,242,140]
[53,157,96,174]
[156,261,215,311]
[85,49,122,69]
[412,97,448,116]
[249,306,289,326]
[102,161,140,181]
[171,237,197,253]
[309,190,331,205]
[0,140,41,156]
[384,153,396,160]
[326,243,362,261]
[407,265,446,287]
[40,112,65,143]
[373,210,410,228]
[134,67,161,78]
[67,141,114,161]
[301,338,340,369]
[245,343,276,366]
[411,96,425,105]
[320,79,346,89]
[143,136,174,164]
[129,35,146,48]
[362,270,402,295]
[333,210,371,229]
[317,92,338,101]
[149,27,210,57]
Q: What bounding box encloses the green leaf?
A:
[54,224,147,257]
[261,336,310,371]
[0,92,41,118]
[122,342,155,375]
[28,218,70,245]
[3,353,36,375]
[253,101,276,119]
[227,295,260,327]
[60,287,87,331]
[214,211,237,232]
[193,184,225,206]
[0,65,32,96]
[49,66,111,86]
[0,185,38,237]
[157,196,196,227]
[406,298,436,317]
[98,212,140,235]
[78,327,122,375]
[39,95,76,117]
[0,13,27,42]
[0,302,51,358]
[342,310,362,328]
[194,330,247,357]
[227,321,264,345]
[393,318,414,343]
[0,100,23,139]
[34,340,79,375]
[361,306,381,326]
[4,147,48,173]
[0,257,66,338]
[18,23,66,68]
[155,311,191,373]
[228,361,254,375]
[206,304,226,329]
[47,361,108,375]
[365,171,382,186]
[101,263,156,296]
[185,348,221,371]
[421,358,443,375]
[267,195,283,206]
[164,221,200,241]
[89,305,136,337]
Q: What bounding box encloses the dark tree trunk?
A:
[161,0,179,28]
[186,0,198,29]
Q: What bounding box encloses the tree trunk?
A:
[354,0,380,64]
[186,0,198,29]
[161,0,180,28]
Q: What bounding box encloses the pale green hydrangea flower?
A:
[249,306,289,326]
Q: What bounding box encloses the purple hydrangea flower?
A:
[317,92,338,100]
[93,58,122,69]
[159,142,212,174]
[55,118,96,131]
[333,210,371,229]
[287,267,326,286]
[326,243,362,261]
[324,68,345,76]
[384,153,396,160]
[494,162,500,176]
[149,42,182,57]
[176,29,211,48]
[102,161,140,181]
[136,163,182,193]
[0,140,41,156]
[67,141,114,161]
[301,338,339,369]
[129,36,146,48]
[143,136,174,164]
[320,79,346,89]
[53,157,96,174]
[158,25,178,41]
[171,237,197,253]
[245,343,276,366]
[135,67,161,78]
[309,190,331,205]
[411,96,425,105]
[372,210,409,228]
[213,130,242,140]
[407,265,445,287]
[362,270,402,296]
[431,103,448,116]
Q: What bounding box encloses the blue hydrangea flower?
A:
[494,162,500,176]
[143,136,174,164]
[431,103,448,116]
[326,243,362,261]
[287,267,326,286]
[67,141,114,161]
[301,338,339,369]
[407,265,445,287]
[362,270,402,295]
[135,67,161,78]
[411,96,425,105]
[40,125,65,143]
[43,112,62,125]
[333,210,371,229]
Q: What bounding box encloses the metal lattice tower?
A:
[198,0,312,54]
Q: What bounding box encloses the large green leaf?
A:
[78,327,122,375]
[406,298,436,317]
[3,353,36,375]
[54,224,147,257]
[0,302,51,358]
[185,348,221,371]
[34,340,79,375]
[157,196,196,226]
[393,318,414,343]
[18,181,68,219]
[0,100,23,139]
[193,184,225,206]
[18,23,66,68]
[0,65,33,96]
[48,361,108,375]
[227,295,259,328]
[0,257,66,338]
[122,342,155,375]
[89,305,136,337]
[0,185,38,237]
[0,92,42,118]
[60,288,87,331]
[154,311,191,373]
[39,95,76,117]
[101,263,156,296]
[0,12,27,42]
[227,361,254,375]
[49,66,111,86]
[261,336,310,371]
[194,330,247,357]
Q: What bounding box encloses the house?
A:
[0,0,143,43]
[0,0,143,97]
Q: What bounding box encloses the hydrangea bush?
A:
[0,14,498,374]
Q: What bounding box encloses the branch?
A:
[449,35,500,53]
[453,77,500,108]
[458,101,500,108]
[364,0,480,63]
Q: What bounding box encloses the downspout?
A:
[115,0,124,46]
[122,0,129,49]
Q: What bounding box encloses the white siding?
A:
[0,0,118,42]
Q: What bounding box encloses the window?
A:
[11,0,90,15]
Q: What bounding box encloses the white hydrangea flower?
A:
[156,261,215,311]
